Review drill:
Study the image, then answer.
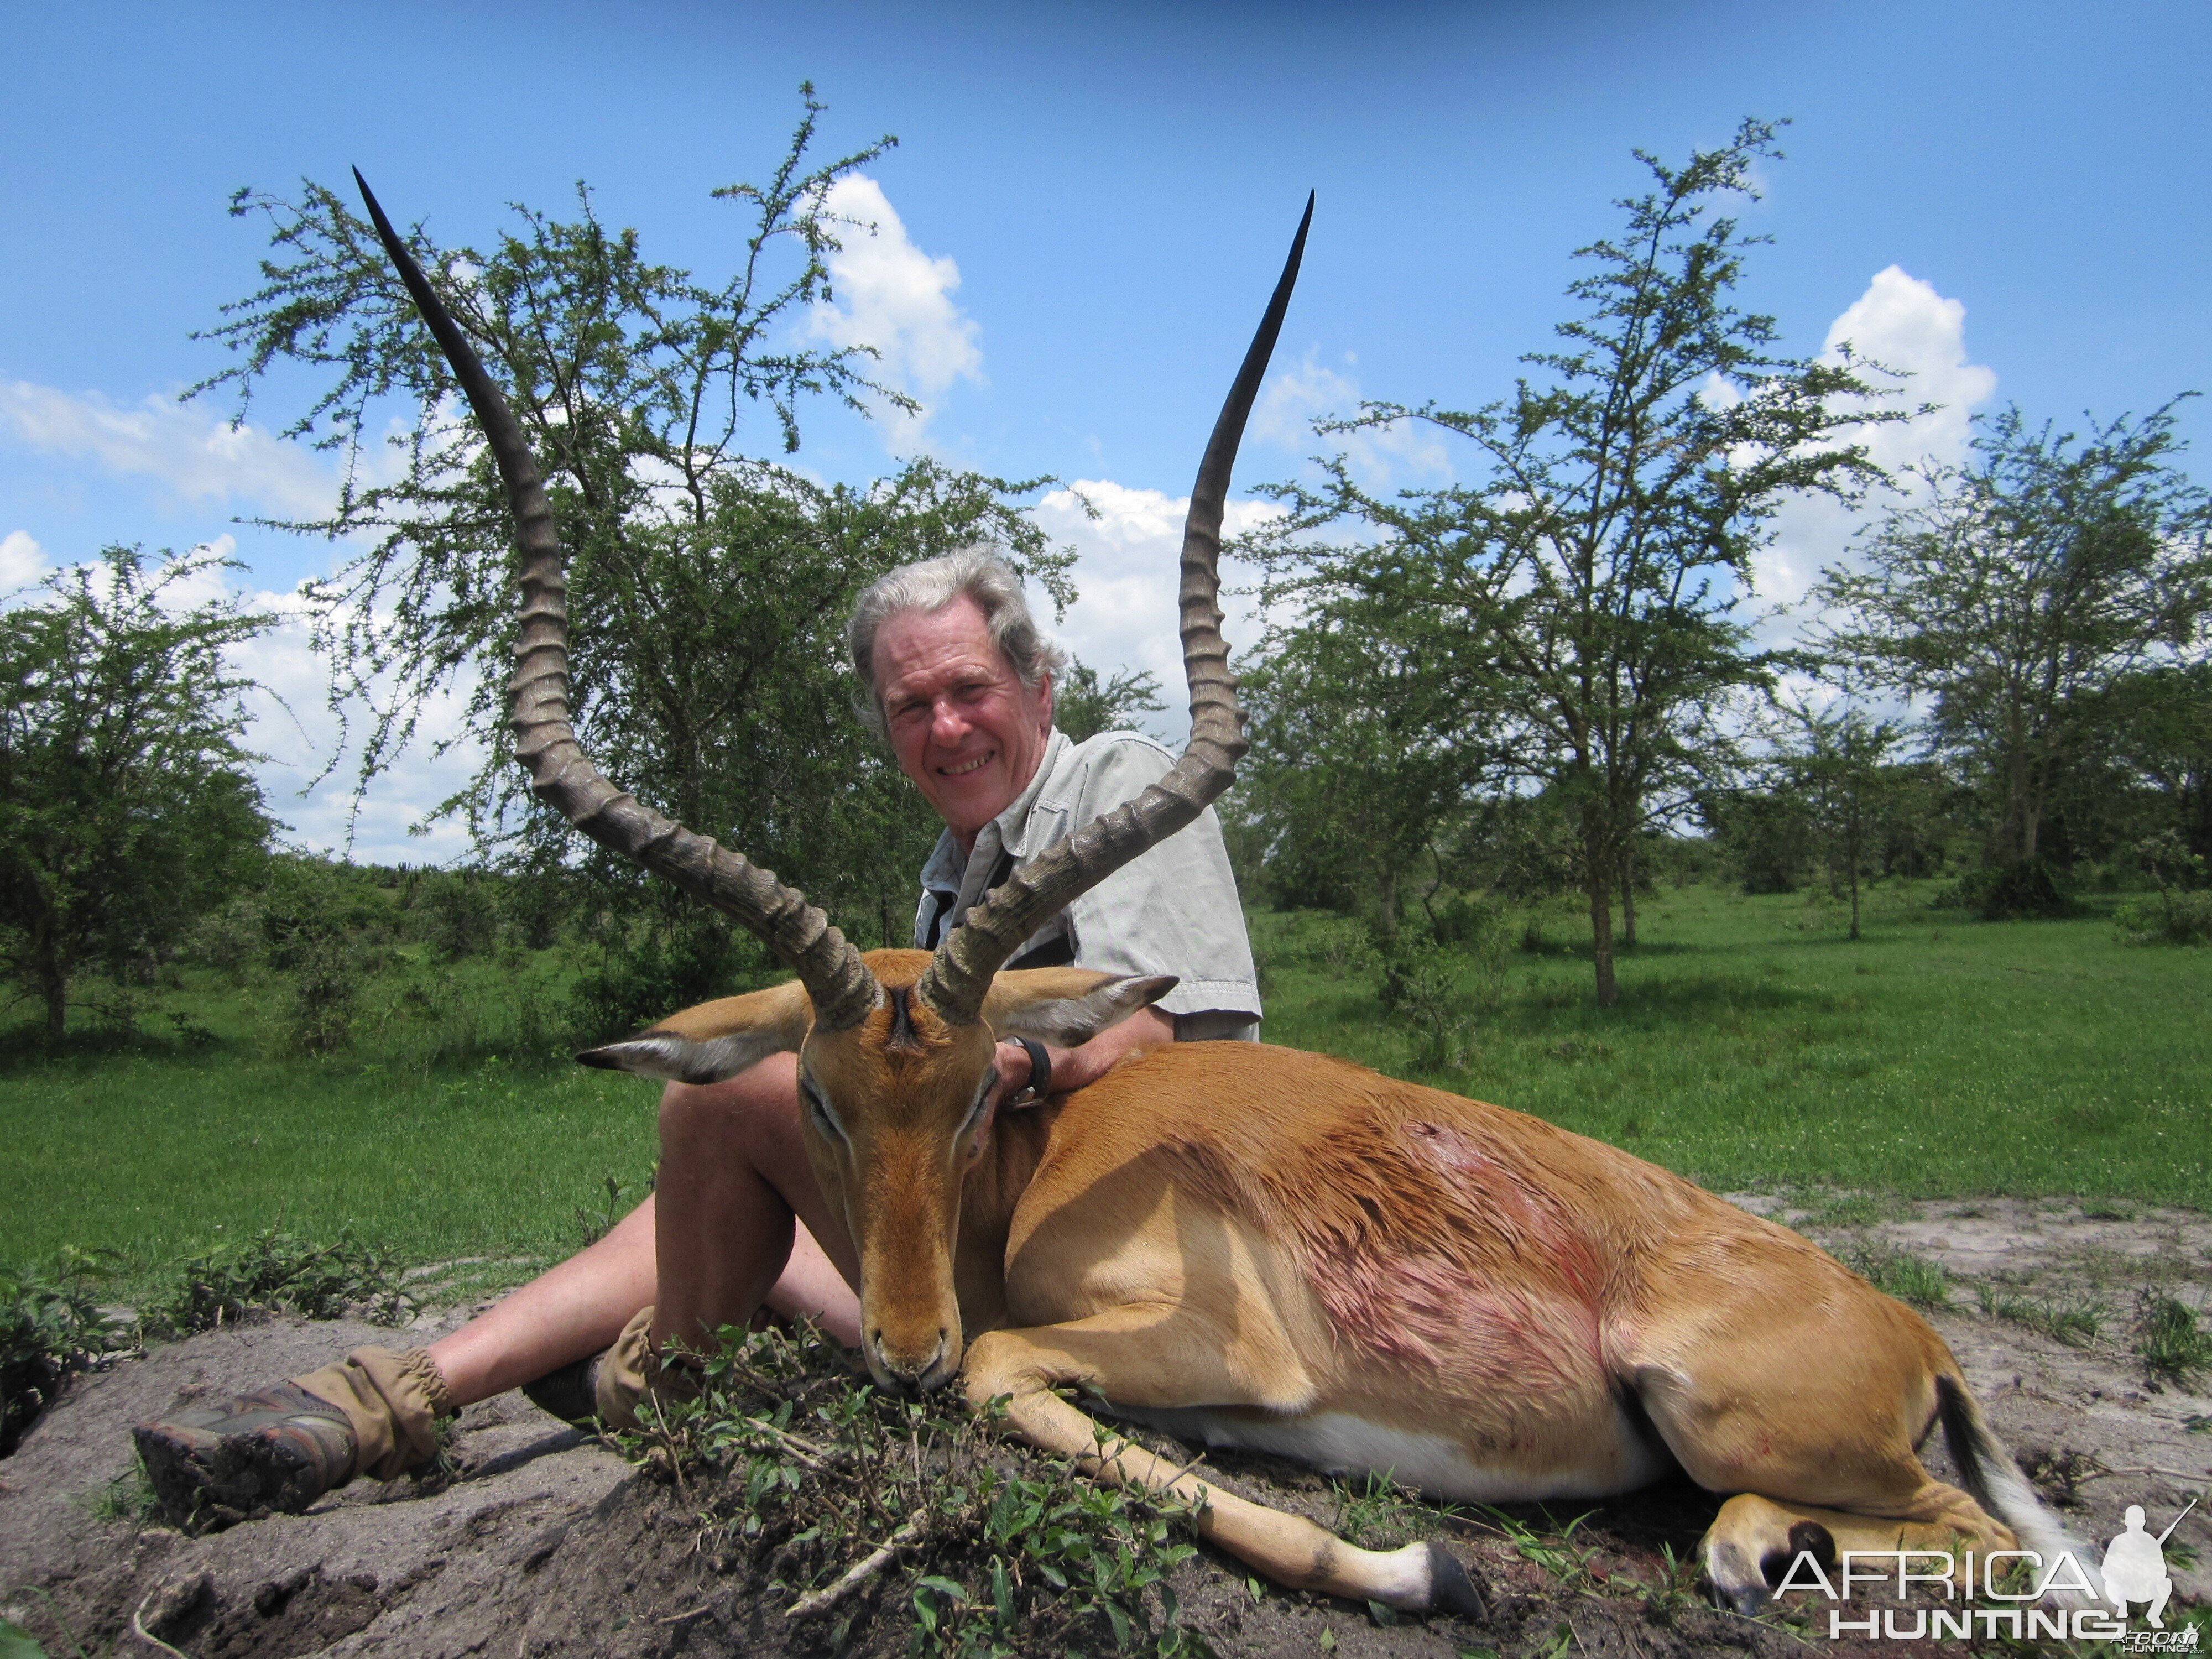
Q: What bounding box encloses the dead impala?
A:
[358,174,2090,1618]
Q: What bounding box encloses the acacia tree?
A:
[199,90,1074,1022]
[1235,594,1491,926]
[1251,119,1892,1004]
[1816,402,2212,877]
[1762,685,1905,939]
[0,546,274,1040]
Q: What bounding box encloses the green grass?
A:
[6,877,2209,1278]
[2,951,658,1283]
[1253,878,2212,1209]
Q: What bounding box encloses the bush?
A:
[184,894,265,978]
[415,871,500,960]
[1431,890,1512,1010]
[1375,932,1470,1071]
[2115,889,2212,947]
[146,1227,415,1337]
[1,1250,123,1456]
[1944,859,2074,920]
[570,911,763,1040]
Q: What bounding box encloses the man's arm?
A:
[990,1005,1174,1107]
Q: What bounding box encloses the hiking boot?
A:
[134,1383,357,1525]
[519,1350,603,1427]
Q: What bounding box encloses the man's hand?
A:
[991,1006,1175,1109]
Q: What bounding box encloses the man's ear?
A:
[983,968,1178,1047]
[577,979,812,1084]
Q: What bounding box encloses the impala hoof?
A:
[1427,1540,1489,1619]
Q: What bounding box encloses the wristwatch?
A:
[1006,1036,1053,1107]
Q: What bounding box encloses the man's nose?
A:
[928,700,969,746]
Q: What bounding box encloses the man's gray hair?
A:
[847,548,1070,739]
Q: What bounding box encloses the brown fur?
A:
[599,954,2064,1614]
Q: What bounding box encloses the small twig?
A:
[785,1514,927,1620]
[723,1413,831,1468]
[2080,1462,2206,1484]
[654,1603,713,1625]
[131,1590,192,1658]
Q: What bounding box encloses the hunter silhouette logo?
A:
[1779,1493,2202,1643]
[2105,1499,2194,1631]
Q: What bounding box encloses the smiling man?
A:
[132,548,1260,1524]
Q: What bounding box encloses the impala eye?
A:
[799,1076,846,1144]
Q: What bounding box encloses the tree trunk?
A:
[1584,836,1618,1006]
[1619,842,1638,949]
[1375,863,1399,942]
[41,959,66,1045]
[1846,802,1863,942]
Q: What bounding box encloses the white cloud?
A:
[806,176,982,446]
[1756,266,1997,614]
[1252,351,1453,486]
[0,529,46,593]
[1031,479,1283,740]
[231,584,484,863]
[0,380,342,520]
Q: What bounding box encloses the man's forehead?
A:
[874,601,1012,689]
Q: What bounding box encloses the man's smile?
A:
[937,752,995,776]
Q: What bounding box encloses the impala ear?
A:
[577,979,813,1084]
[983,969,1178,1047]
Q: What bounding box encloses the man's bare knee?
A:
[658,1056,800,1156]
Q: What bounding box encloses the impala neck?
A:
[952,1100,1063,1334]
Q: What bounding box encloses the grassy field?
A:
[5,877,2208,1285]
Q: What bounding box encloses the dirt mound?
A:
[2,1202,2206,1657]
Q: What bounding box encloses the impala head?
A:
[578,953,1173,1389]
[354,168,1308,1391]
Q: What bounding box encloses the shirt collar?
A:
[918,727,1069,897]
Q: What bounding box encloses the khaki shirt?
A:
[914,729,1260,1037]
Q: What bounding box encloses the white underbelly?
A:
[1107,1402,1672,1504]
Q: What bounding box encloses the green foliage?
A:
[144,1226,415,1336]
[1840,1242,1950,1308]
[1945,858,2075,921]
[259,857,393,1054]
[2115,830,2212,945]
[1055,661,1166,745]
[632,1321,1209,1656]
[1818,400,2212,870]
[2116,889,2212,946]
[201,90,1073,965]
[411,870,499,960]
[2132,1291,2212,1387]
[1250,119,1896,1007]
[1431,891,1512,1009]
[1,1248,121,1457]
[1374,928,1472,1071]
[0,544,275,1043]
[1976,1282,2105,1347]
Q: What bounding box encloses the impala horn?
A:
[916,192,1312,1025]
[353,170,881,1033]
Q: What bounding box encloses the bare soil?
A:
[3,1199,2205,1657]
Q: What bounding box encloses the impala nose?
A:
[868,1326,954,1395]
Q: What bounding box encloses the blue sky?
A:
[5,1,2208,858]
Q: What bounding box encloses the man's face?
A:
[872,596,1053,847]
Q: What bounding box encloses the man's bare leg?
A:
[425,1053,860,1408]
[649,1053,861,1354]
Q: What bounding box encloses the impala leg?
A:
[1627,1274,2015,1614]
[963,1312,1486,1618]
[1699,1490,2008,1615]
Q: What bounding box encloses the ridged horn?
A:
[352,170,880,1033]
[916,192,1312,1025]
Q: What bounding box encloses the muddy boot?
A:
[577,1306,708,1431]
[519,1350,604,1427]
[134,1346,449,1528]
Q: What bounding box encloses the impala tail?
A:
[1934,1375,2103,1606]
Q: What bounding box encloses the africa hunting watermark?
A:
[1780,1498,2198,1645]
